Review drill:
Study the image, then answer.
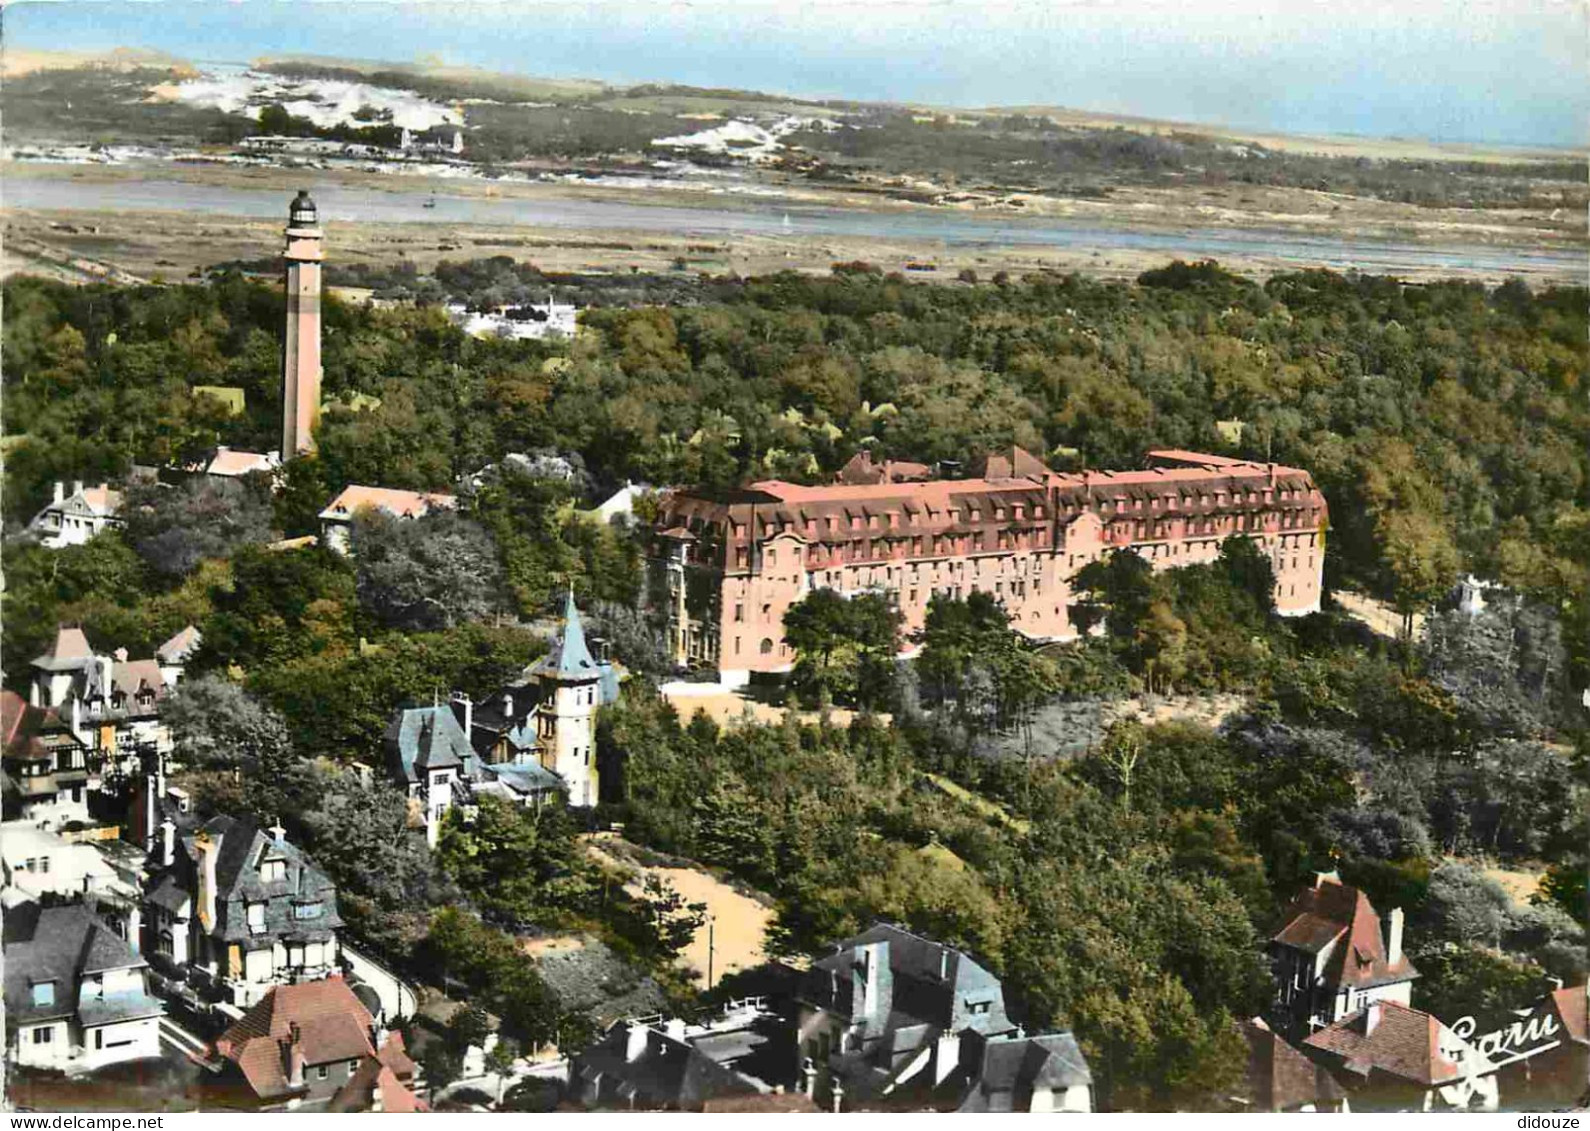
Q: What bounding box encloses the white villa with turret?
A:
[385,593,621,843]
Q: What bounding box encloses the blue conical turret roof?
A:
[532,590,600,682]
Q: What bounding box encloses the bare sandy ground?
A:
[1334,591,1425,640]
[1101,692,1248,730]
[3,156,1582,289]
[659,682,877,730]
[585,836,777,990]
[1483,866,1544,905]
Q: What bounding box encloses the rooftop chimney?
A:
[160,817,176,867]
[1387,907,1405,966]
[196,828,221,931]
[284,1021,306,1088]
[53,482,65,505]
[625,1021,649,1063]
[270,818,287,844]
[450,691,473,737]
[1364,1001,1383,1035]
[72,480,84,496]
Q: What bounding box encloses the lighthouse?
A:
[281,190,324,456]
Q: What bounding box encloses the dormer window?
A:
[247,902,267,933]
[294,900,323,920]
[31,981,55,1008]
[261,858,287,882]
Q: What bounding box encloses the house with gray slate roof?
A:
[141,814,342,1007]
[386,698,563,847]
[4,901,164,1073]
[574,997,795,1111]
[386,592,620,843]
[795,922,1092,1112]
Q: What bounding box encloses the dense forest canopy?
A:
[6,263,1586,618]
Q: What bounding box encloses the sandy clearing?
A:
[1335,590,1425,640]
[1102,692,1248,731]
[586,838,777,990]
[659,682,883,730]
[1483,866,1544,906]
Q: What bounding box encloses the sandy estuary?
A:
[4,160,1585,286]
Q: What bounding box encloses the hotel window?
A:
[31,982,54,1008]
[247,902,267,933]
[261,858,286,882]
[734,603,744,622]
[318,1065,330,1081]
[32,1027,52,1045]
[767,548,777,565]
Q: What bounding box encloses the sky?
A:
[7,0,1586,147]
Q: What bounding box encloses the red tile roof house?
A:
[317,485,458,555]
[208,976,425,1111]
[652,447,1327,686]
[1,688,92,830]
[28,481,124,549]
[1269,872,1417,1040]
[27,624,193,790]
[1471,982,1590,1111]
[1238,1016,1346,1112]
[1303,1000,1497,1111]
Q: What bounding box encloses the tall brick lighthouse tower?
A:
[281,190,324,456]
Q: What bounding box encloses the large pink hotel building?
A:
[653,448,1328,684]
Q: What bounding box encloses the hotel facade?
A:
[653,448,1327,684]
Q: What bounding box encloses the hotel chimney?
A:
[281,190,324,456]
